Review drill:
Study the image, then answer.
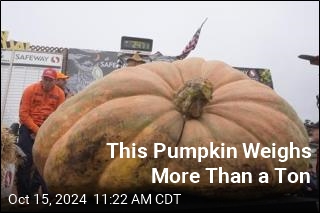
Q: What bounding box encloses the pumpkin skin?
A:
[33,58,308,199]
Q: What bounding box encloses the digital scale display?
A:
[121,36,153,52]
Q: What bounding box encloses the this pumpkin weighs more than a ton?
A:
[33,58,309,199]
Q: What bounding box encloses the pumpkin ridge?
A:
[204,102,307,149]
[176,65,188,87]
[93,93,174,106]
[206,98,306,140]
[112,109,184,160]
[137,66,178,93]
[175,117,186,147]
[204,61,249,89]
[212,79,251,92]
[208,93,275,106]
[201,112,265,148]
[138,68,174,93]
[142,61,186,92]
[97,110,184,193]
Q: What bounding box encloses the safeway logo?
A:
[51,56,60,63]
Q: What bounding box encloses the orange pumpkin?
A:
[33,58,308,199]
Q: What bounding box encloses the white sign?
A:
[1,50,13,64]
[13,51,63,67]
[1,66,45,126]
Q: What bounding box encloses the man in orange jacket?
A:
[16,68,65,199]
[56,72,73,98]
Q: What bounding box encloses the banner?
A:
[234,67,273,89]
[13,51,62,68]
[1,50,13,65]
[66,49,119,94]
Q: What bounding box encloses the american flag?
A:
[176,18,207,60]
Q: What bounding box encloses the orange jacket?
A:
[19,82,65,133]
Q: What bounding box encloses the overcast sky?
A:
[1,1,319,121]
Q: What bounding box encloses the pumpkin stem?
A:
[174,78,213,119]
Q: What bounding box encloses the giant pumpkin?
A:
[33,58,309,199]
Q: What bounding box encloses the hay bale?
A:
[1,126,25,198]
[1,126,18,182]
